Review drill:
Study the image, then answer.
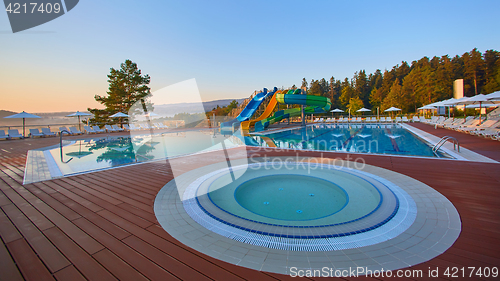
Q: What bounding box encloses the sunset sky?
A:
[1,0,499,113]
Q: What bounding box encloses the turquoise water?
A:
[47,129,241,176]
[248,124,449,158]
[233,175,348,221]
[204,166,383,226]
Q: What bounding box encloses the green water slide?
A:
[254,90,331,131]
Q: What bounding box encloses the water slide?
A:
[254,90,331,131]
[220,87,277,128]
[240,89,289,130]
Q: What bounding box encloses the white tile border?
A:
[154,157,462,275]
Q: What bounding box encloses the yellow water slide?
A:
[240,90,283,130]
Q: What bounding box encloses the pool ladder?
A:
[432,136,460,153]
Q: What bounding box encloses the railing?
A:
[432,136,460,153]
[59,129,72,163]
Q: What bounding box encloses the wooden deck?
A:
[0,124,499,280]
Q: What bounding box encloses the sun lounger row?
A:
[82,123,169,134]
[426,115,500,141]
[315,117,411,123]
[0,129,23,140]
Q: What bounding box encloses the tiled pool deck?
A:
[0,123,499,280]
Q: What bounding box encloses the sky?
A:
[1,0,499,112]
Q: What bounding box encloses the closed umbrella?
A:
[66,111,92,131]
[3,111,41,137]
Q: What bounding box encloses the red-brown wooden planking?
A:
[92,249,149,281]
[0,208,22,243]
[48,192,131,240]
[0,234,24,281]
[2,204,70,273]
[122,235,214,281]
[1,126,499,280]
[52,265,87,281]
[6,238,55,281]
[72,217,179,281]
[43,226,117,281]
[116,202,158,223]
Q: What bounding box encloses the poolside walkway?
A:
[0,127,499,280]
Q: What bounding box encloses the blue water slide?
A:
[220,87,277,128]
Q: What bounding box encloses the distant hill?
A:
[0,110,17,118]
[0,98,246,120]
[153,98,246,117]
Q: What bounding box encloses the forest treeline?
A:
[299,48,500,113]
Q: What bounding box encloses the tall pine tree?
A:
[88,60,151,125]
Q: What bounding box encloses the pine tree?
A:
[88,60,151,125]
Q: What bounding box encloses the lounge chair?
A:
[412,116,419,122]
[128,124,141,130]
[142,123,154,130]
[419,116,427,122]
[111,125,125,132]
[473,128,500,138]
[104,125,118,132]
[92,126,106,133]
[395,117,402,123]
[8,129,23,139]
[386,117,393,123]
[41,128,56,137]
[29,129,44,138]
[435,118,454,128]
[458,120,499,134]
[122,124,131,131]
[83,126,97,134]
[402,116,409,122]
[0,130,10,140]
[69,127,83,135]
[59,127,72,135]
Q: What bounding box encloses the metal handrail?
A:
[59,129,73,163]
[432,136,460,153]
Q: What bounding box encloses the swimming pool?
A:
[246,123,450,158]
[175,161,411,250]
[41,129,242,177]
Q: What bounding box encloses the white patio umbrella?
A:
[110,112,130,128]
[330,108,344,118]
[485,91,500,101]
[3,111,41,137]
[418,105,436,117]
[384,107,401,112]
[384,107,401,119]
[455,94,490,123]
[357,108,371,112]
[356,108,371,118]
[66,111,92,131]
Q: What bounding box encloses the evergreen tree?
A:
[381,79,402,111]
[463,48,485,96]
[301,78,308,90]
[339,78,353,108]
[347,97,364,115]
[88,60,151,125]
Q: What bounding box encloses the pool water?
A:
[46,129,242,176]
[233,175,348,221]
[247,124,449,158]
